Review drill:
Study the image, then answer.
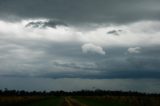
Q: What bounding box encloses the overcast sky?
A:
[0,0,160,92]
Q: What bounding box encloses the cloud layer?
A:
[0,19,160,79]
[0,0,160,92]
[0,0,160,24]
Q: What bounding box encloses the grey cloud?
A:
[25,20,67,28]
[128,47,141,54]
[0,0,160,24]
[0,33,160,79]
[90,46,160,79]
[126,56,160,71]
[1,0,160,92]
[0,77,160,93]
[107,30,122,36]
[52,61,97,71]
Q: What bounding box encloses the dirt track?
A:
[62,97,87,106]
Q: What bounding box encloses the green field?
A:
[0,96,160,106]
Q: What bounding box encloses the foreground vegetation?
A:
[0,96,63,106]
[0,89,160,106]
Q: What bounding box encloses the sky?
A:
[0,0,160,93]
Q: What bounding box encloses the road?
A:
[61,97,87,106]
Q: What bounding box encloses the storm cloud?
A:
[0,0,160,92]
[0,0,160,24]
[25,19,67,28]
[0,19,160,79]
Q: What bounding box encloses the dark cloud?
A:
[107,30,122,36]
[1,37,159,79]
[25,20,67,28]
[0,0,160,24]
[0,0,160,92]
[40,70,160,79]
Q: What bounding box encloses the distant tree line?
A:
[0,88,160,96]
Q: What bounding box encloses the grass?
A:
[0,96,44,106]
[0,96,63,106]
[73,96,160,106]
[24,96,63,106]
[0,95,160,106]
[74,96,129,106]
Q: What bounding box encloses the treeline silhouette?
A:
[0,88,160,97]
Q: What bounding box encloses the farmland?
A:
[0,90,160,106]
[0,95,160,106]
